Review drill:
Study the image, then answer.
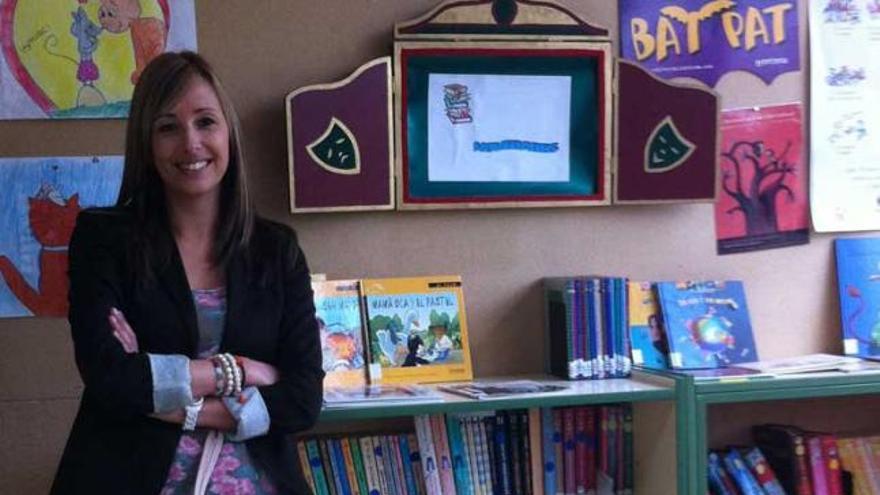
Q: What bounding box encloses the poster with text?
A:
[715,103,808,254]
[619,0,800,87]
[810,0,880,232]
[427,73,572,183]
[0,156,122,318]
[1,0,197,120]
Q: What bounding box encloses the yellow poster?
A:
[0,0,196,119]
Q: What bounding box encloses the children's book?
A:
[361,275,473,384]
[322,384,443,407]
[438,380,567,400]
[655,280,758,369]
[835,238,880,360]
[627,281,670,369]
[312,279,368,388]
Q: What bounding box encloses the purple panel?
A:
[290,60,391,210]
[616,61,717,202]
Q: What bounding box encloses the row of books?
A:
[313,276,473,389]
[299,404,633,495]
[708,446,790,495]
[544,276,633,379]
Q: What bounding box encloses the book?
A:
[628,281,670,370]
[752,424,814,495]
[742,446,787,495]
[347,437,369,495]
[837,437,874,495]
[541,407,558,495]
[438,379,567,400]
[722,448,765,495]
[297,440,317,495]
[312,279,368,388]
[323,384,444,407]
[371,435,391,495]
[655,280,758,369]
[361,275,473,384]
[398,434,419,495]
[491,412,513,495]
[414,414,443,495]
[562,407,576,494]
[835,238,880,360]
[528,408,543,495]
[737,353,862,374]
[306,439,331,495]
[358,437,381,495]
[707,451,743,495]
[430,414,457,495]
[807,435,830,495]
[319,438,340,495]
[821,435,844,495]
[445,414,474,494]
[339,438,361,495]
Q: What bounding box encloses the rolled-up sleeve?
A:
[223,386,270,441]
[147,354,193,413]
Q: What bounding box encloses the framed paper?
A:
[394,41,612,210]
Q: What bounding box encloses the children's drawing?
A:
[869,0,880,18]
[829,112,868,144]
[0,0,196,119]
[826,66,866,86]
[824,0,860,23]
[0,156,122,318]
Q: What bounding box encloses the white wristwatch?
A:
[183,397,205,431]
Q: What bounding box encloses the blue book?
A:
[445,414,474,494]
[835,237,880,360]
[329,438,354,495]
[541,408,558,495]
[707,451,741,495]
[656,280,758,369]
[723,449,766,495]
[306,439,331,495]
[398,434,419,495]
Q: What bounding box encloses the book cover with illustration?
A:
[627,281,669,369]
[656,280,758,369]
[312,279,368,388]
[361,275,472,384]
[835,237,880,360]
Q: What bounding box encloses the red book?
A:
[807,435,829,495]
[562,407,576,495]
[574,407,588,494]
[821,435,844,495]
[752,424,814,495]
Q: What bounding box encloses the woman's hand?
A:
[240,356,279,387]
[109,307,138,353]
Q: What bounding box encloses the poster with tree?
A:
[714,103,809,255]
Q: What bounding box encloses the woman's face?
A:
[151,76,230,204]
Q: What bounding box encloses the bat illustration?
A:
[661,1,737,53]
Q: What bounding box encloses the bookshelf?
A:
[315,372,678,493]
[663,369,880,495]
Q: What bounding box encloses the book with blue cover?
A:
[835,237,880,360]
[627,281,669,369]
[655,280,758,369]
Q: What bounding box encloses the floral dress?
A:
[160,288,278,495]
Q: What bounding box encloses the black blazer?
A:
[51,208,324,495]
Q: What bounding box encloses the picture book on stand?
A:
[361,275,473,384]
[655,280,758,369]
[627,281,669,370]
[312,279,368,387]
[835,237,880,361]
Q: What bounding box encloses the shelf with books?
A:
[663,368,880,495]
[319,372,675,422]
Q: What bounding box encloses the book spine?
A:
[492,412,513,495]
[622,405,634,495]
[614,406,625,495]
[348,437,370,495]
[509,410,524,495]
[446,414,474,494]
[431,414,457,495]
[415,415,444,495]
[320,438,341,495]
[855,436,880,493]
[821,435,844,495]
[307,439,331,495]
[341,437,362,495]
[598,406,609,482]
[573,279,582,379]
[387,434,407,495]
[521,409,534,495]
[398,434,418,495]
[541,407,557,495]
[409,432,428,495]
[528,408,544,495]
[359,437,381,495]
[807,436,830,495]
[562,407,576,494]
[372,435,391,495]
[330,438,353,495]
[791,434,814,495]
[483,415,498,490]
[297,440,317,495]
[553,409,565,493]
[722,449,765,495]
[463,415,483,495]
[574,407,588,493]
[707,451,742,495]
[586,279,598,379]
[743,447,786,495]
[475,414,494,494]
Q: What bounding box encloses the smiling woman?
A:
[50,52,324,495]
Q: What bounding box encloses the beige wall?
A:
[0,1,832,492]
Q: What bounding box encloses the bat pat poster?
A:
[0,156,122,318]
[619,0,800,87]
[0,0,197,119]
[715,103,808,254]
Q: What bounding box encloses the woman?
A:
[51,51,324,494]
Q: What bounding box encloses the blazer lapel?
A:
[156,245,199,355]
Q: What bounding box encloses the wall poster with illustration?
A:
[0,0,196,119]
